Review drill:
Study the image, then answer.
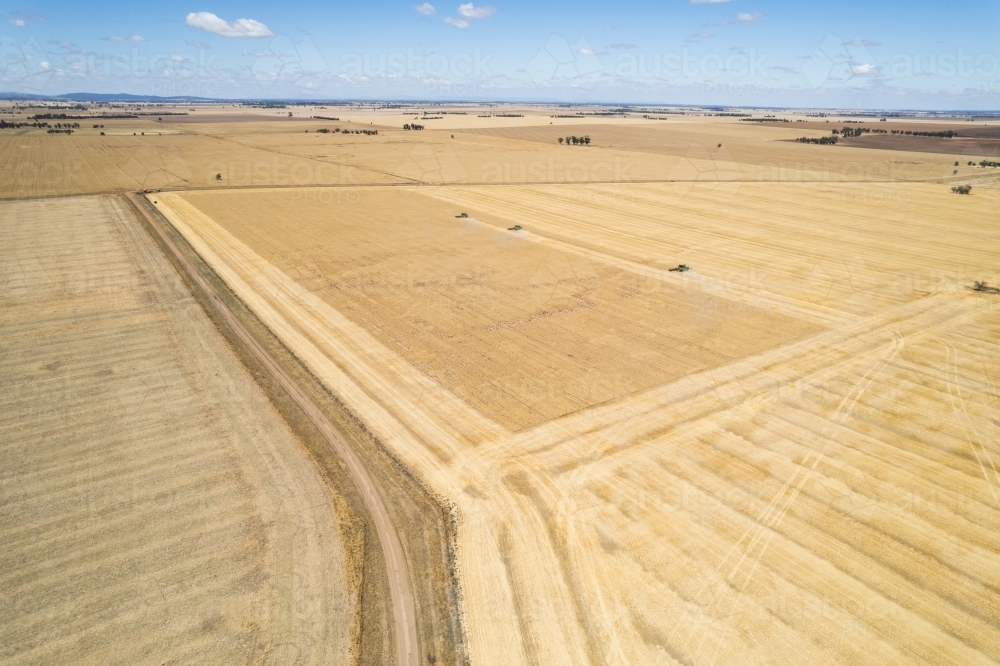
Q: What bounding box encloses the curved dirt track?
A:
[126,192,419,666]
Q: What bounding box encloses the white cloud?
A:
[415,3,436,14]
[444,16,470,28]
[51,40,84,54]
[7,11,43,27]
[609,42,635,50]
[105,34,145,42]
[851,63,880,76]
[736,12,762,23]
[846,38,881,47]
[689,31,712,39]
[578,47,607,56]
[457,3,496,19]
[185,12,273,38]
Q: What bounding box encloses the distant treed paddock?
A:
[0,120,59,130]
[312,127,378,135]
[796,135,840,145]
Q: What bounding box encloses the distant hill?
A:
[0,92,216,102]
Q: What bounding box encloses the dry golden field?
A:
[0,196,366,664]
[4,105,1000,665]
[154,157,1000,665]
[3,103,996,200]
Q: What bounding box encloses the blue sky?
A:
[3,0,999,108]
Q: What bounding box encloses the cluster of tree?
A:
[740,116,789,122]
[28,112,136,120]
[832,127,888,137]
[0,120,54,129]
[47,128,74,134]
[92,124,105,128]
[890,130,959,138]
[559,135,591,145]
[951,185,972,194]
[796,136,839,144]
[313,116,341,121]
[403,124,424,130]
[312,127,378,135]
[976,160,999,168]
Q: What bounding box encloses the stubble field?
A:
[0,196,371,664]
[154,123,1000,665]
[4,105,1000,665]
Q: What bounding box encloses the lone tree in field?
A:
[951,185,972,194]
[558,137,563,143]
[974,281,1000,293]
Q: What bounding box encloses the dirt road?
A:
[126,192,419,666]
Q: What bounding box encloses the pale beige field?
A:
[5,107,1000,666]
[0,196,361,664]
[155,163,1000,665]
[3,103,997,201]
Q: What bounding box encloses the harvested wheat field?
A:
[152,163,1000,666]
[4,105,1000,666]
[0,196,375,665]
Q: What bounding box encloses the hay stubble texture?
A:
[176,187,819,431]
